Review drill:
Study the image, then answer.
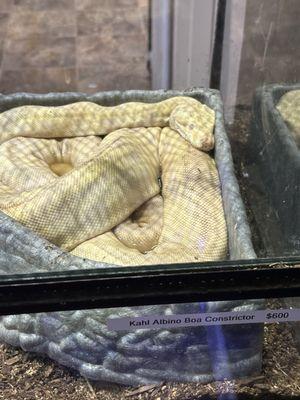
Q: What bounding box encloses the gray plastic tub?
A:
[250,84,300,254]
[0,89,263,385]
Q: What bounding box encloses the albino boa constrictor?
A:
[0,96,227,265]
[277,89,300,147]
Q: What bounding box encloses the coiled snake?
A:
[0,96,227,265]
[277,89,300,147]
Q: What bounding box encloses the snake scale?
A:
[277,89,300,147]
[0,96,227,265]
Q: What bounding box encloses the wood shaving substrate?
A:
[0,311,299,400]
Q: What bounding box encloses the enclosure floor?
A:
[0,0,150,93]
[0,306,299,399]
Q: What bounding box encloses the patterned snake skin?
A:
[0,90,262,386]
[0,96,227,265]
[277,89,300,146]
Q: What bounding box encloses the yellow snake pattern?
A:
[0,96,228,265]
[277,89,300,146]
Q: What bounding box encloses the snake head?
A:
[169,103,215,151]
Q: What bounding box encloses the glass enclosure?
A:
[0,0,299,398]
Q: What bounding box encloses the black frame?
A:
[0,256,299,315]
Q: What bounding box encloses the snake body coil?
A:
[0,96,227,265]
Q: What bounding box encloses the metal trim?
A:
[0,257,299,315]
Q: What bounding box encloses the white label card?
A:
[107,308,300,331]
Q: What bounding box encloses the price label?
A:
[266,311,290,320]
[107,308,300,331]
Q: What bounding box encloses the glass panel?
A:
[0,0,298,338]
[221,0,300,258]
[0,297,299,397]
[0,0,299,396]
[0,0,299,273]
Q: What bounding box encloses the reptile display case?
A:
[0,88,264,385]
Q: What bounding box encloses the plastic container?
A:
[0,89,263,385]
[250,84,300,253]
